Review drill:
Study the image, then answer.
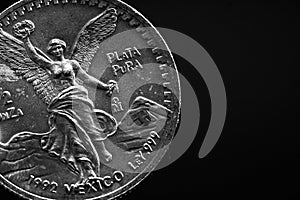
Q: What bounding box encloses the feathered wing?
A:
[0,28,58,105]
[70,8,118,72]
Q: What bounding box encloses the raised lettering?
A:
[7,107,15,118]
[33,178,42,188]
[113,171,124,182]
[125,47,133,58]
[64,183,75,194]
[17,108,24,116]
[143,143,153,153]
[150,131,160,139]
[135,150,146,161]
[86,182,97,193]
[125,61,135,71]
[133,46,142,56]
[128,161,138,170]
[41,180,50,190]
[135,59,143,69]
[77,184,85,195]
[103,176,113,187]
[112,97,124,113]
[0,112,9,121]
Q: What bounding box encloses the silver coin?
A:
[0,0,181,199]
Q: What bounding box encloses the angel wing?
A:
[0,28,59,104]
[0,8,117,104]
[70,8,118,72]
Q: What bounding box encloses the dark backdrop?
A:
[1,0,299,199]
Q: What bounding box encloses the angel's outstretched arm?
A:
[23,37,52,69]
[73,61,110,90]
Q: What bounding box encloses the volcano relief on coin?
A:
[0,0,180,199]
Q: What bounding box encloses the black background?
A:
[1,0,299,199]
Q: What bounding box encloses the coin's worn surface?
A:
[0,0,181,199]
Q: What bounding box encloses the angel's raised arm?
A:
[23,37,52,69]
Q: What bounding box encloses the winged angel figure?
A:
[0,9,119,182]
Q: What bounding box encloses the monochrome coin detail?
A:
[0,0,181,199]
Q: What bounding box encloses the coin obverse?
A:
[0,0,181,199]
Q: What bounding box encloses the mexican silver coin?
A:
[0,0,181,199]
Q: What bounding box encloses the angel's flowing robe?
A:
[40,85,116,175]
